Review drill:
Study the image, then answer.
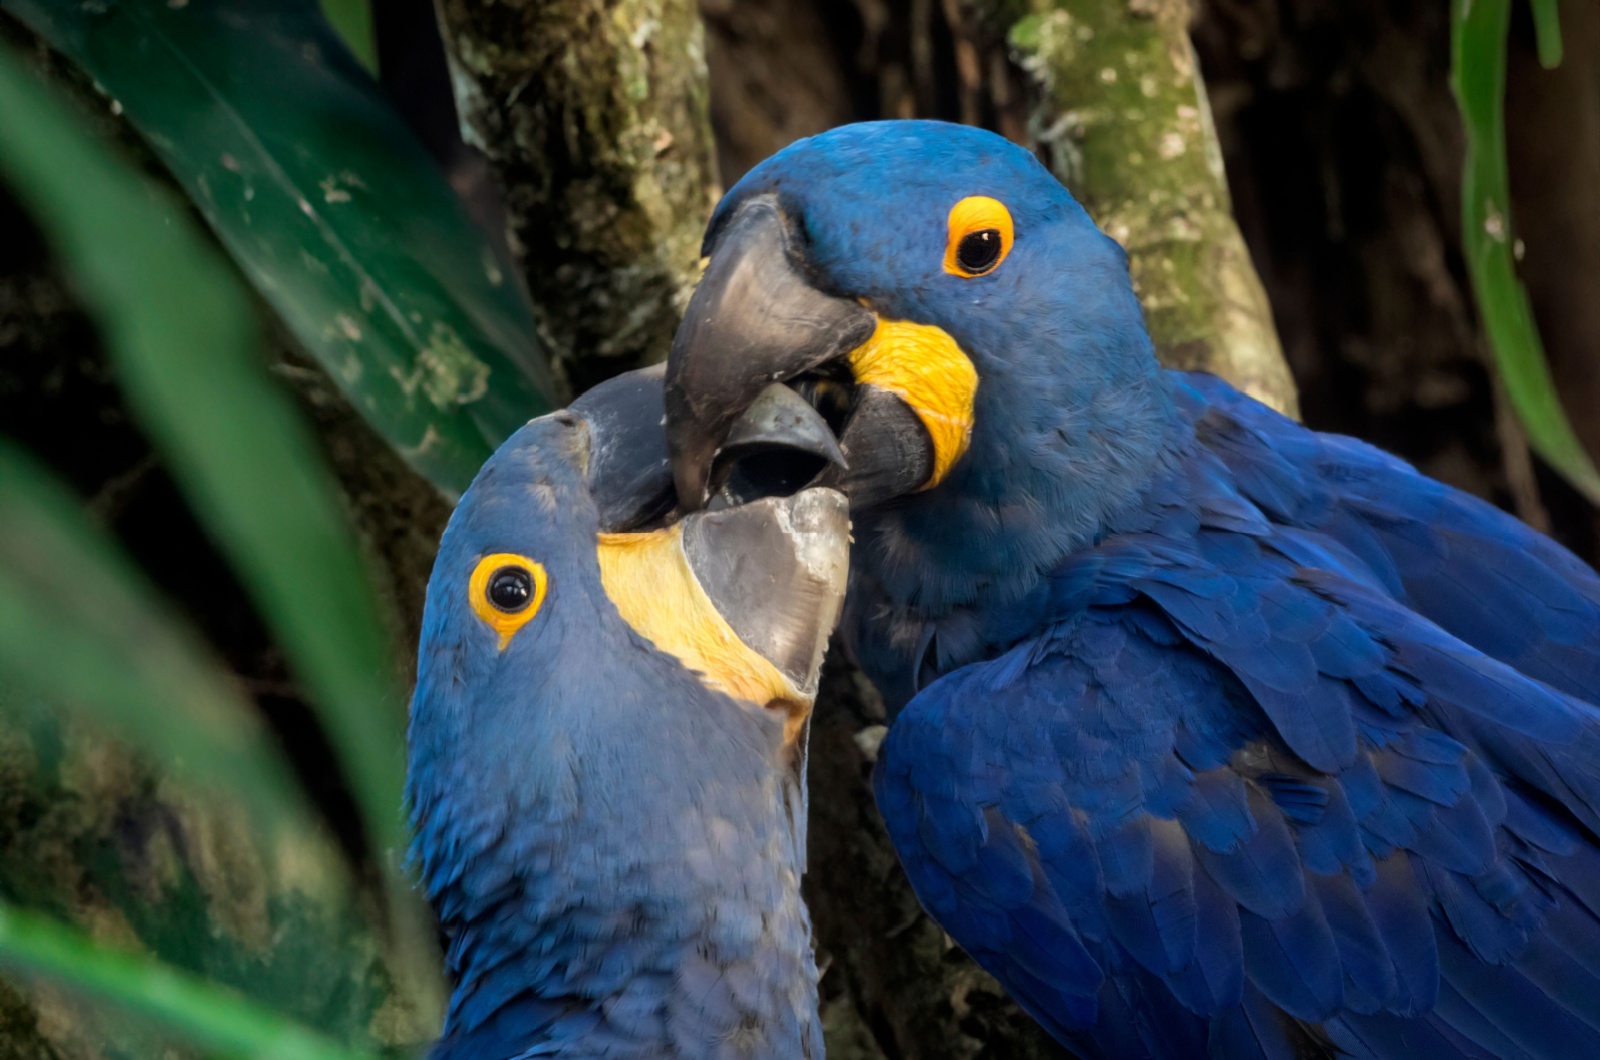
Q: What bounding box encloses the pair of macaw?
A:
[407,121,1600,1059]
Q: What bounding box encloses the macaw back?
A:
[859,370,1600,1059]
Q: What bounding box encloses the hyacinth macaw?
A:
[662,120,1600,1059]
[406,370,850,1059]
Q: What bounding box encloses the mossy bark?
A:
[1007,0,1297,415]
[435,0,719,390]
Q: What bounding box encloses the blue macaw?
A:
[662,120,1600,1059]
[406,372,850,1059]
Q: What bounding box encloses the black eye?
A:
[956,229,1003,274]
[487,566,533,612]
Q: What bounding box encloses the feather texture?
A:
[864,373,1600,1059]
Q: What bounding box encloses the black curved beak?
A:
[812,386,935,510]
[665,196,936,512]
[666,196,878,509]
[572,362,847,532]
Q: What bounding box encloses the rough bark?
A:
[434,0,719,391]
[1008,0,1296,414]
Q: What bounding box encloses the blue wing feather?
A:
[872,375,1600,1058]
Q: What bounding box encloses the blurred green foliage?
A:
[0,902,378,1060]
[0,2,486,1050]
[1452,0,1600,503]
[0,14,407,863]
[0,442,309,838]
[318,0,375,72]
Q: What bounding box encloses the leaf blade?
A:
[317,0,376,73]
[0,40,408,857]
[3,0,557,495]
[1528,0,1563,69]
[1450,0,1600,504]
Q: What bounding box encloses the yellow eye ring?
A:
[943,196,1014,278]
[469,553,548,650]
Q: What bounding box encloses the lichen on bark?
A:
[1008,0,1298,415]
[435,0,718,389]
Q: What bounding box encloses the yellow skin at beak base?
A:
[596,526,812,741]
[847,318,978,488]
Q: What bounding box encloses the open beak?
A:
[665,196,946,513]
[678,487,849,705]
[573,367,850,723]
[570,361,845,532]
[594,487,849,731]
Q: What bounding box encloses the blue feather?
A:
[1239,897,1343,1022]
[726,121,1600,1059]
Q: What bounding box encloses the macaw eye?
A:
[956,230,1002,273]
[944,196,1014,278]
[487,567,533,612]
[469,553,548,650]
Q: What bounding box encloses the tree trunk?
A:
[433,0,719,391]
[1008,0,1296,414]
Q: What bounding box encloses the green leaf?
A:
[0,42,408,860]
[1528,0,1563,69]
[1451,0,1600,504]
[318,0,376,73]
[0,901,378,1060]
[3,0,558,496]
[0,441,310,837]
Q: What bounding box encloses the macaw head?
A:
[408,372,847,1053]
[412,369,857,742]
[665,121,1178,606]
[409,368,851,813]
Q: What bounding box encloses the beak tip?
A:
[681,484,850,697]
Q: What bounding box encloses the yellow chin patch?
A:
[847,317,978,488]
[596,526,811,738]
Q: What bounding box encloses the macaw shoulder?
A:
[1168,369,1600,700]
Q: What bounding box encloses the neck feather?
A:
[852,366,1183,616]
[410,634,822,1060]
